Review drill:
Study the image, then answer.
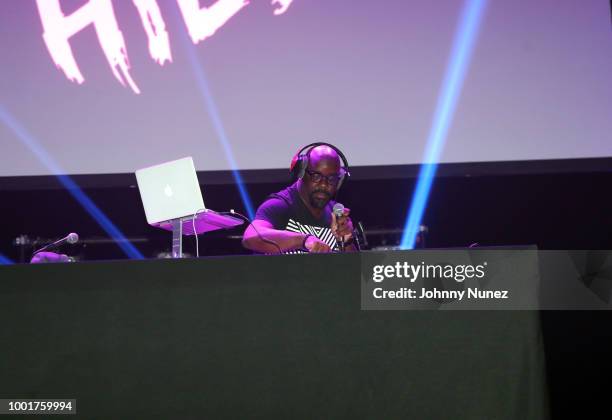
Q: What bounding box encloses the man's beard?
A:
[309,190,331,209]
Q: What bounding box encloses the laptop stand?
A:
[155,210,243,258]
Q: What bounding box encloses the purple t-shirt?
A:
[255,183,339,252]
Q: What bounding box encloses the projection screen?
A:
[0,0,611,177]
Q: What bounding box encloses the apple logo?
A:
[164,184,173,197]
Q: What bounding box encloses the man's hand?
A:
[304,235,332,253]
[331,207,354,245]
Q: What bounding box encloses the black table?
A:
[0,252,547,419]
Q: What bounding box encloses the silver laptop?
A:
[135,156,205,225]
[135,157,243,236]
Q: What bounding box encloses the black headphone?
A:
[289,142,350,189]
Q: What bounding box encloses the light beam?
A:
[400,0,487,249]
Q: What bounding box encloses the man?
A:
[242,144,356,253]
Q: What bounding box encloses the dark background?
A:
[2,157,611,261]
[1,158,611,418]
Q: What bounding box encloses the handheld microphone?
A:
[32,232,79,256]
[332,202,344,217]
[332,203,345,251]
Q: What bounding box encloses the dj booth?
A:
[0,251,548,419]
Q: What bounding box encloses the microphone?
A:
[32,232,79,256]
[332,203,345,251]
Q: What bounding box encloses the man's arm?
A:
[242,220,331,253]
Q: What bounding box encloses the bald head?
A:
[307,145,341,170]
[297,145,344,209]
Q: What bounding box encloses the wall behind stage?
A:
[1,0,611,177]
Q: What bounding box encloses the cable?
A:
[192,208,232,257]
[191,208,237,257]
[221,210,283,254]
[191,208,283,256]
[192,208,207,258]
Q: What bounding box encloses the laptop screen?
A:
[135,157,205,225]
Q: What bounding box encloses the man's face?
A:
[302,157,342,209]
